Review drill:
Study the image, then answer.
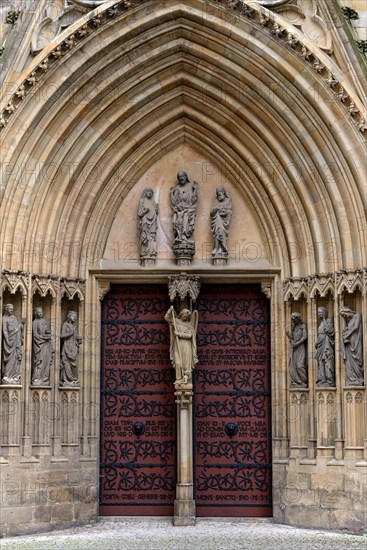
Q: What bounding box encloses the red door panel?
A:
[194,284,272,517]
[100,285,175,516]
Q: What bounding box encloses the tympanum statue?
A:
[138,187,158,265]
[210,186,232,262]
[170,171,198,264]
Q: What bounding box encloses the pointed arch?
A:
[0,0,365,277]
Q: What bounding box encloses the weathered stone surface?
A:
[0,0,366,538]
[33,505,52,523]
[50,504,74,524]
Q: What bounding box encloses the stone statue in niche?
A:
[339,307,364,386]
[165,305,198,386]
[1,304,26,385]
[210,187,232,264]
[31,307,54,386]
[170,171,198,264]
[287,312,308,387]
[60,311,82,387]
[138,187,158,265]
[315,307,335,387]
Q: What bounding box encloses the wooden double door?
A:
[99,283,272,517]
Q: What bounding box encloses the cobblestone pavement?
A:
[1,520,367,550]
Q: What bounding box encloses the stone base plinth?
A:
[140,258,156,267]
[212,253,228,266]
[213,257,227,266]
[173,241,195,266]
[173,513,196,526]
[173,483,196,526]
[173,500,196,526]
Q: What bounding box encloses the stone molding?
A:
[1,270,31,296]
[283,269,367,301]
[98,280,111,301]
[1,270,86,301]
[0,0,365,136]
[261,282,272,299]
[168,274,201,303]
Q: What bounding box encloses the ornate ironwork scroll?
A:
[194,284,272,517]
[100,285,175,515]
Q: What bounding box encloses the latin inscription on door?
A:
[195,285,272,517]
[100,285,175,515]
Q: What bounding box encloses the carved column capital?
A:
[168,274,200,302]
[175,387,193,409]
[98,281,111,301]
[261,282,271,300]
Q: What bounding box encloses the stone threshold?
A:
[97,517,274,523]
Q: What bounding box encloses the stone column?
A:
[21,291,33,459]
[361,283,367,462]
[167,274,200,525]
[51,294,64,461]
[174,386,195,525]
[333,293,344,461]
[307,296,317,460]
[0,293,6,464]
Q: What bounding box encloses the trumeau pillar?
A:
[167,274,200,526]
[174,387,195,525]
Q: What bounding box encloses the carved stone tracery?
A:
[32,275,59,299]
[1,270,31,297]
[1,1,365,139]
[98,281,111,301]
[60,278,86,302]
[168,274,201,303]
[283,269,367,301]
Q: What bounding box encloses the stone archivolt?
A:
[0,1,366,134]
[1,4,366,278]
[0,3,365,275]
[0,0,366,538]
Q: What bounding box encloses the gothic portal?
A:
[0,0,366,537]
